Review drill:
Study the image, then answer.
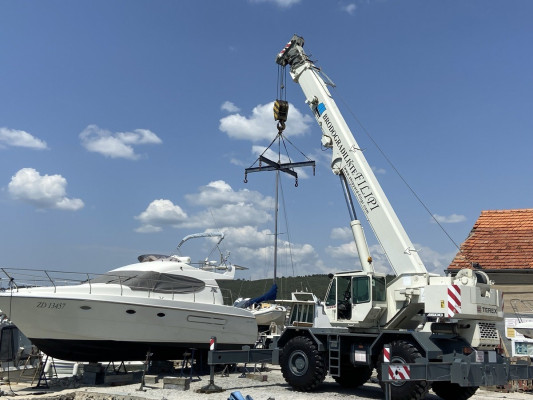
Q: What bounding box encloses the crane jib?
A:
[319,112,380,213]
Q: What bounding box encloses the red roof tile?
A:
[448,209,533,270]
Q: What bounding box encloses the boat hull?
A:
[29,338,242,362]
[0,292,257,362]
[254,305,287,327]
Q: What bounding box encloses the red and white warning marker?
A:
[388,364,411,381]
[447,284,461,317]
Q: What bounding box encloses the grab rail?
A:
[0,267,221,303]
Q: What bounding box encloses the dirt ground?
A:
[1,365,532,400]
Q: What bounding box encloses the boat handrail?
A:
[0,267,220,302]
[44,270,56,292]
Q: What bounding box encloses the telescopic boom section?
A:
[277,35,427,276]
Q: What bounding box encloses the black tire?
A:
[376,340,429,400]
[333,365,372,388]
[280,336,327,391]
[431,381,478,400]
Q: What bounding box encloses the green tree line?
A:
[218,274,331,305]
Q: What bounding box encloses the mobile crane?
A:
[204,34,533,400]
[272,35,519,400]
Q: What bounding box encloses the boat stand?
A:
[33,354,53,389]
[137,350,153,392]
[105,360,128,374]
[180,348,201,381]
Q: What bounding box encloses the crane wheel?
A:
[280,335,326,391]
[333,365,372,388]
[431,381,478,400]
[376,339,429,400]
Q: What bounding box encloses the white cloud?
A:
[181,203,272,230]
[331,227,353,241]
[230,158,244,167]
[342,3,357,15]
[220,225,323,279]
[325,240,454,275]
[132,180,331,279]
[432,213,467,224]
[79,125,162,160]
[414,244,456,275]
[135,224,163,234]
[325,241,375,272]
[135,199,188,232]
[117,129,161,145]
[135,181,273,232]
[8,168,84,211]
[221,101,240,113]
[0,127,48,150]
[248,0,301,7]
[219,102,313,142]
[186,180,272,209]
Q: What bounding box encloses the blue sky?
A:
[1,0,532,280]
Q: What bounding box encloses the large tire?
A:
[431,381,478,400]
[376,339,429,400]
[333,365,372,388]
[280,336,327,391]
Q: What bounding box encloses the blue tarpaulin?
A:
[238,283,278,308]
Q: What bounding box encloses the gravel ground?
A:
[1,366,532,400]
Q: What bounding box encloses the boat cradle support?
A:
[207,346,279,366]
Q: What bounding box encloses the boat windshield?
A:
[90,271,205,294]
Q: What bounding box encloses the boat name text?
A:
[36,301,66,310]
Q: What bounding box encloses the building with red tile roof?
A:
[447,209,533,274]
[446,209,533,309]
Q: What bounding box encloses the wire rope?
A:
[333,87,462,253]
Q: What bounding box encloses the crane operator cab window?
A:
[325,275,386,321]
[372,276,386,302]
[352,276,370,304]
[325,276,352,320]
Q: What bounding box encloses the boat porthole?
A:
[126,309,136,314]
[80,305,91,310]
[157,313,165,318]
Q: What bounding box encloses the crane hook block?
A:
[274,100,289,123]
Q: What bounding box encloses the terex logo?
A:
[477,305,497,314]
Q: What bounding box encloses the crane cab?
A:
[324,271,387,328]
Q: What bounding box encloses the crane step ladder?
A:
[328,336,341,377]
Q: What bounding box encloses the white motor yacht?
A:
[0,232,257,362]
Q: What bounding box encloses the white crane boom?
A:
[277,35,426,277]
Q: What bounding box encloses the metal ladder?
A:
[328,335,341,377]
[510,298,533,323]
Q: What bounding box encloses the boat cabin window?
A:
[90,271,205,294]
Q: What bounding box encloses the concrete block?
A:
[246,373,268,382]
[144,374,159,384]
[104,373,134,385]
[163,376,190,391]
[84,363,103,373]
[82,371,105,385]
